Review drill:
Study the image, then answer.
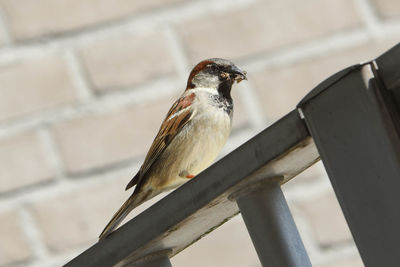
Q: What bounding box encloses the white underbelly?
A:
[179,110,231,176]
[157,110,231,190]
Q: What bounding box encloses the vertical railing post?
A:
[231,177,311,267]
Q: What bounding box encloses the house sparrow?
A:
[99,58,247,240]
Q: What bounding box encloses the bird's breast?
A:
[179,95,232,173]
[148,91,233,190]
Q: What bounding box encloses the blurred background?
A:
[0,0,399,266]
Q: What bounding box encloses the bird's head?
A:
[186,58,247,96]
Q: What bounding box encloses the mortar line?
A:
[0,6,13,45]
[37,127,66,182]
[18,207,50,263]
[63,49,95,102]
[354,0,383,39]
[163,24,191,83]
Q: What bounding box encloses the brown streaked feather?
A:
[99,189,153,239]
[125,171,139,190]
[125,93,196,190]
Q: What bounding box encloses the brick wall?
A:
[0,0,399,266]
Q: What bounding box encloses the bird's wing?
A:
[125,92,196,190]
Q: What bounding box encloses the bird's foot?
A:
[179,170,195,179]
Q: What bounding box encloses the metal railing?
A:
[65,43,400,267]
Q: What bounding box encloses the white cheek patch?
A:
[193,73,220,89]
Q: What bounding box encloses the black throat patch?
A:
[210,86,233,115]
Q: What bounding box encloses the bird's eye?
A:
[210,64,218,72]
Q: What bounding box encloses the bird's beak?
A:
[230,65,247,83]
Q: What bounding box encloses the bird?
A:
[99,58,247,240]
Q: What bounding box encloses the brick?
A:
[1,0,186,40]
[80,32,176,92]
[0,131,56,193]
[172,216,259,267]
[53,96,177,174]
[298,191,352,246]
[318,255,363,267]
[251,39,399,121]
[372,0,400,20]
[31,172,167,252]
[177,0,361,63]
[0,211,32,266]
[0,53,78,121]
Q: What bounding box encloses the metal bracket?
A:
[298,57,400,267]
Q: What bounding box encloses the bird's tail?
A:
[99,192,148,240]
